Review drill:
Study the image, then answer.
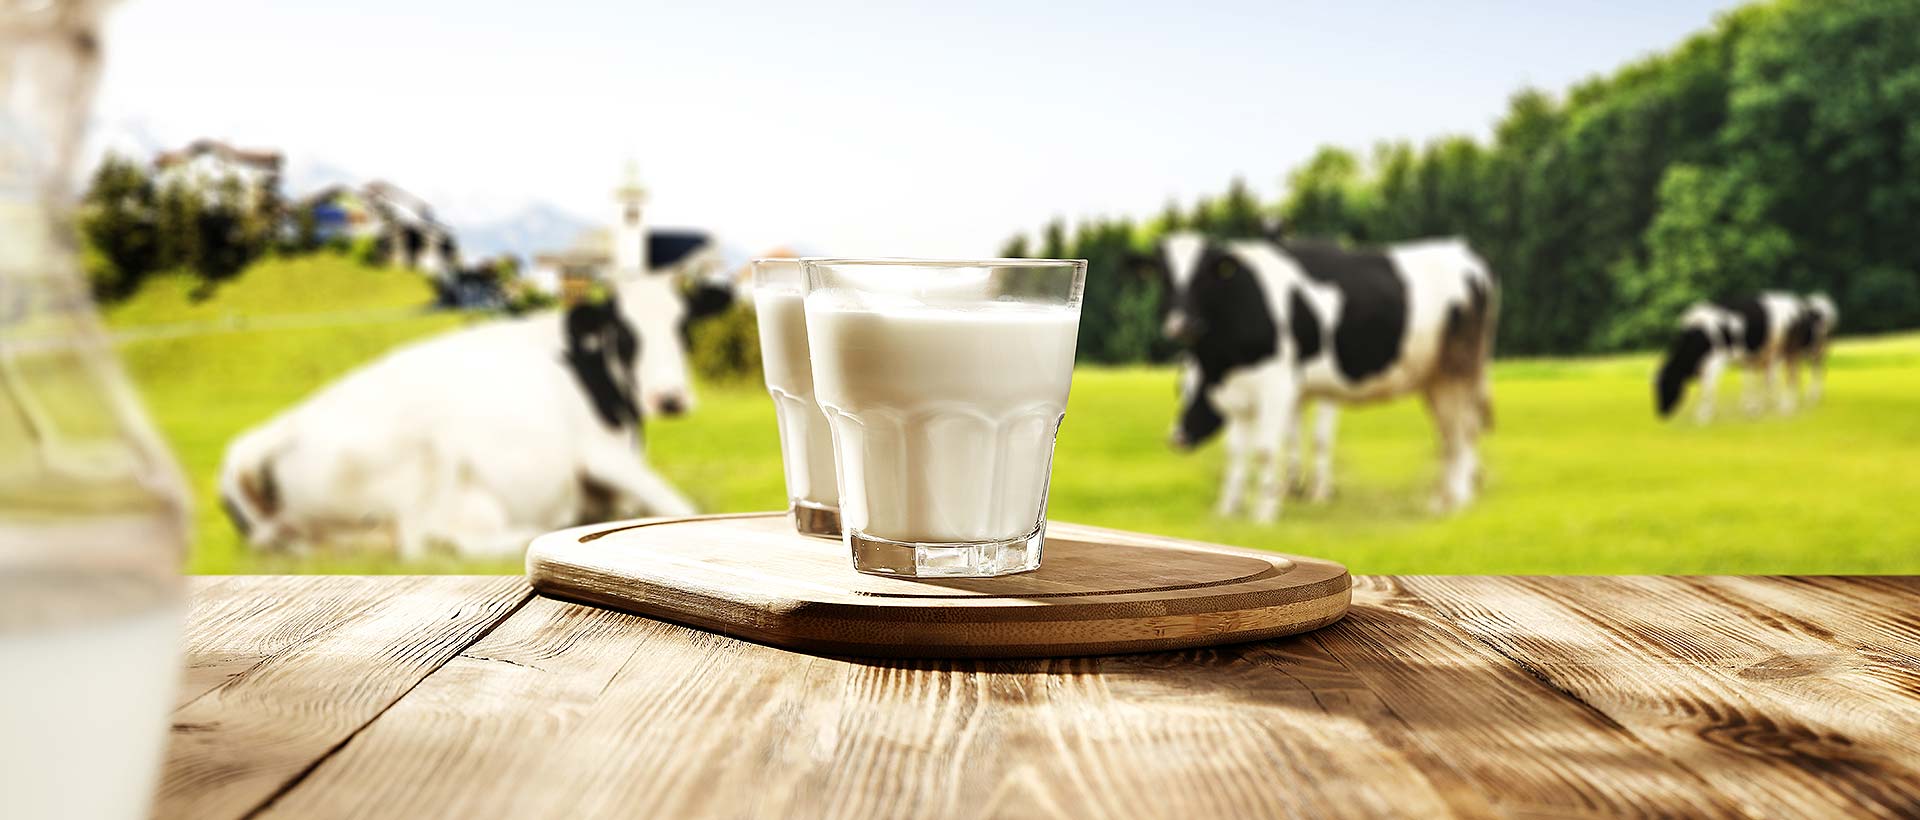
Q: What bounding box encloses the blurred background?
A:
[61,0,1920,574]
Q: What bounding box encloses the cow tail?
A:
[1439,270,1498,435]
[219,424,286,544]
[1476,276,1499,433]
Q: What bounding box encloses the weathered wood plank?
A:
[176,576,457,709]
[1300,576,1738,817]
[264,593,1514,818]
[257,577,1751,819]
[157,576,530,820]
[173,576,1920,819]
[1724,577,1920,658]
[1403,576,1920,819]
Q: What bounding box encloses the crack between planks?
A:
[463,653,550,673]
[1403,577,1749,816]
[238,584,536,820]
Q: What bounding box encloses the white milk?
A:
[804,298,1080,544]
[0,599,182,820]
[754,287,839,509]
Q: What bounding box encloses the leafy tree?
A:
[154,178,202,278]
[1281,146,1366,241]
[1004,0,1920,357]
[78,153,159,298]
[1210,177,1267,238]
[1615,163,1795,347]
[1719,0,1920,331]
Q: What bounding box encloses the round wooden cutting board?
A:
[526,512,1350,658]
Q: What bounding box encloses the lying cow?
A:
[1655,291,1838,422]
[219,270,728,559]
[1159,233,1498,521]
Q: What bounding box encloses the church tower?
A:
[612,160,649,275]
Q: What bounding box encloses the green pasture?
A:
[110,258,1920,575]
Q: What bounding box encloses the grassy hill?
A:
[108,254,1920,574]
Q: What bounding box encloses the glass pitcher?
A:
[1,2,190,818]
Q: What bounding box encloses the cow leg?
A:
[582,444,698,518]
[1284,402,1308,497]
[1215,417,1253,517]
[393,510,432,562]
[1769,357,1795,414]
[1309,402,1338,504]
[1809,352,1827,405]
[1425,381,1482,512]
[1742,362,1766,416]
[1695,353,1725,425]
[415,482,530,559]
[1248,374,1300,524]
[1784,357,1805,413]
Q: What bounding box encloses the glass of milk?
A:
[801,257,1086,577]
[752,258,841,537]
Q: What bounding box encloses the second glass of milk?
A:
[753,258,843,537]
[801,257,1086,577]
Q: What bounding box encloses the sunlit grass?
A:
[109,256,1920,574]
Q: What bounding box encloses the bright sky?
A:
[93,0,1737,258]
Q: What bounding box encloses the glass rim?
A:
[750,257,802,267]
[801,257,1086,270]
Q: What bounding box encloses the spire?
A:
[615,159,647,205]
[612,159,649,275]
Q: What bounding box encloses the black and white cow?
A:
[1655,291,1838,422]
[219,264,732,559]
[1159,232,1498,520]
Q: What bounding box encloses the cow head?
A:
[610,270,728,418]
[1156,232,1279,449]
[1170,359,1224,451]
[1654,327,1712,418]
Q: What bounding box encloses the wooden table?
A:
[158,576,1920,818]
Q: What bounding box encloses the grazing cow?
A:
[1655,291,1838,422]
[1159,233,1498,521]
[218,268,730,559]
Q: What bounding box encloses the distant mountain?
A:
[450,202,597,261]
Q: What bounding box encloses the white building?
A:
[152,139,282,209]
[300,180,458,276]
[527,163,723,301]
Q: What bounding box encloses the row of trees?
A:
[79,154,288,300]
[1005,0,1920,359]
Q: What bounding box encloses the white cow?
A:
[219,270,718,559]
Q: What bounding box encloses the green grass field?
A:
[111,256,1920,575]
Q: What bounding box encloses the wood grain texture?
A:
[527,513,1351,658]
[157,576,1920,820]
[244,578,1761,819]
[175,576,456,709]
[1402,576,1920,818]
[261,590,1472,819]
[1298,576,1738,817]
[158,576,530,820]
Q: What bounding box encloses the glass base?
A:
[847,525,1045,578]
[789,501,842,539]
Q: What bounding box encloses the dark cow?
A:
[1159,232,1498,520]
[1655,291,1838,422]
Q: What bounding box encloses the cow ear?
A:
[685,281,735,322]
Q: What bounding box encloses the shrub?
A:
[686,302,761,384]
[501,279,557,315]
